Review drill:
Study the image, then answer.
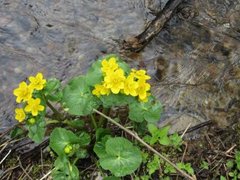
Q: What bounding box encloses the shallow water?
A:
[0,0,239,132]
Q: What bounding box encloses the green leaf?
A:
[44,78,62,102]
[94,135,111,159]
[62,76,100,115]
[96,128,111,141]
[128,102,146,122]
[49,128,82,157]
[78,132,91,146]
[169,133,182,148]
[226,160,234,169]
[147,154,160,175]
[117,59,131,74]
[200,161,209,170]
[176,162,194,175]
[100,93,135,108]
[159,136,171,146]
[235,151,240,170]
[75,148,88,159]
[103,176,121,180]
[26,116,45,143]
[52,156,79,180]
[146,124,171,145]
[10,126,24,138]
[66,119,84,129]
[147,124,158,135]
[129,100,162,123]
[85,60,103,86]
[220,176,226,180]
[157,126,170,138]
[99,137,142,177]
[143,102,162,123]
[164,163,176,174]
[45,78,61,93]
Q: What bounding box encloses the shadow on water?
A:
[0,0,239,133]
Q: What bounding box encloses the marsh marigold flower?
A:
[25,98,44,116]
[123,75,138,96]
[104,69,126,94]
[92,83,110,97]
[29,73,46,90]
[15,108,26,122]
[131,69,151,80]
[101,57,119,74]
[13,82,33,103]
[136,80,151,101]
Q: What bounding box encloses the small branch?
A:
[121,0,183,53]
[39,170,52,180]
[93,109,196,180]
[0,149,11,165]
[18,157,33,180]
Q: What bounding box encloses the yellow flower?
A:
[123,75,138,96]
[25,98,45,116]
[131,69,151,80]
[29,73,46,90]
[139,92,151,102]
[92,83,110,97]
[13,82,33,103]
[101,57,119,74]
[104,69,126,94]
[136,80,151,101]
[15,108,26,122]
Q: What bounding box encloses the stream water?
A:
[0,0,239,133]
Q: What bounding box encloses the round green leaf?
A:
[99,137,142,177]
[49,128,81,156]
[129,100,162,123]
[128,102,145,122]
[94,135,111,159]
[62,76,100,115]
[144,102,162,123]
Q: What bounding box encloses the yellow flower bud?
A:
[64,144,73,154]
[28,118,36,125]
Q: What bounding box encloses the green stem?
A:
[98,108,108,127]
[90,114,97,130]
[93,109,196,180]
[46,119,60,125]
[73,157,79,165]
[41,93,63,120]
[46,100,62,119]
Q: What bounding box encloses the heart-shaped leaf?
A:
[99,137,142,177]
[62,76,100,115]
[50,128,81,157]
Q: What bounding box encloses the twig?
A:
[181,143,188,163]
[225,144,236,155]
[181,123,192,138]
[178,120,212,135]
[93,109,196,180]
[0,149,11,165]
[18,156,33,180]
[39,170,52,180]
[204,132,214,150]
[121,0,183,52]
